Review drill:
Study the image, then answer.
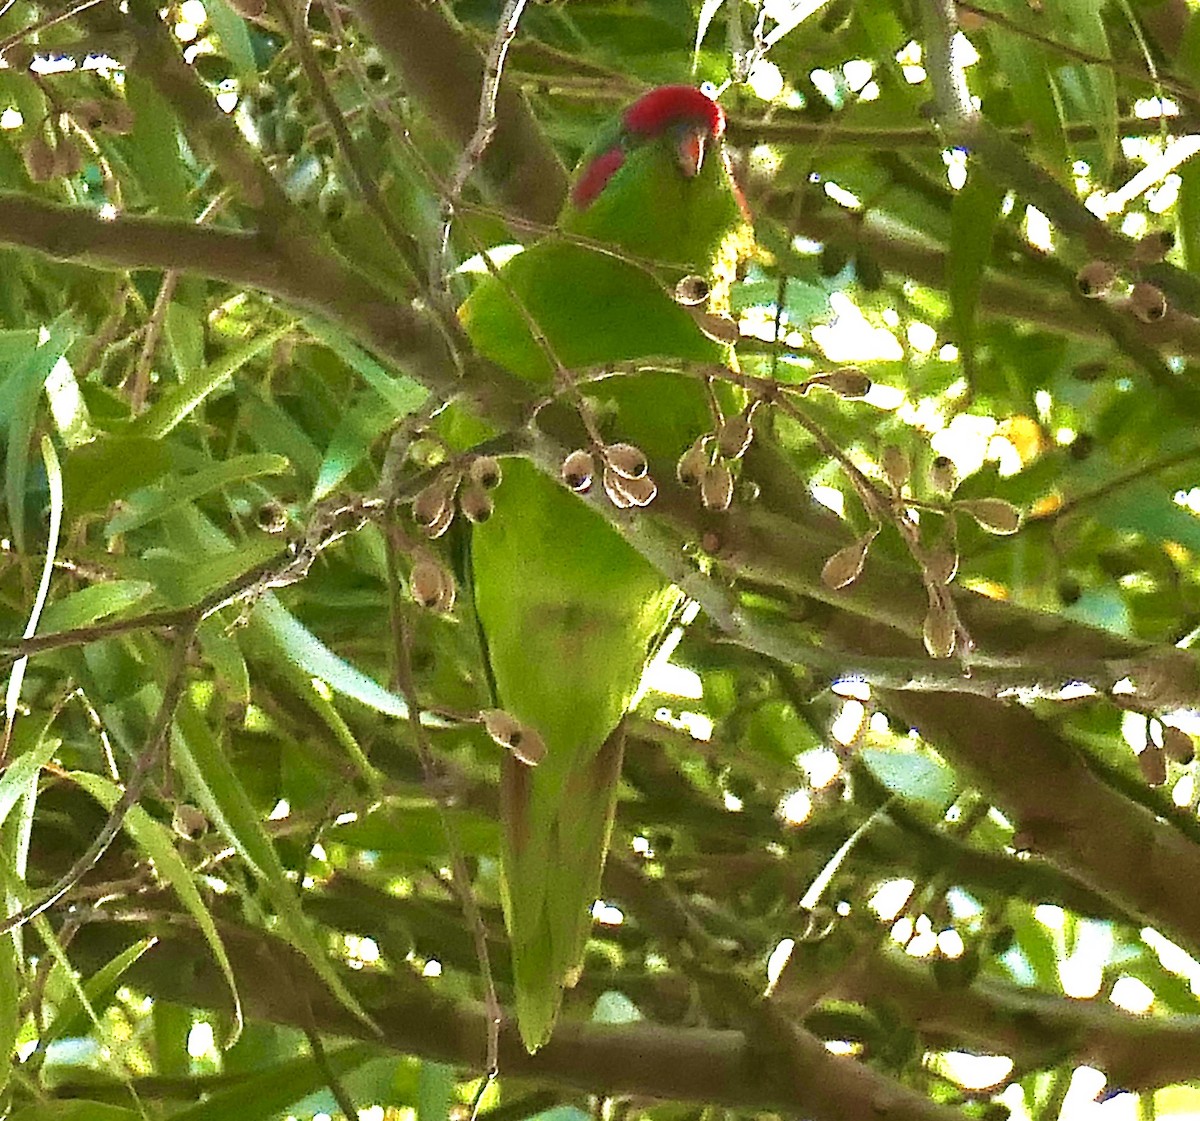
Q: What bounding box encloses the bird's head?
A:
[562,85,749,273]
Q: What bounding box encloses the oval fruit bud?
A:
[925,548,959,586]
[423,499,455,540]
[469,454,502,489]
[928,455,958,495]
[604,442,648,480]
[561,448,595,492]
[1138,744,1167,787]
[1132,229,1174,265]
[717,412,754,460]
[955,497,1022,535]
[821,535,872,591]
[1129,281,1167,323]
[410,558,453,611]
[459,478,494,523]
[690,309,740,344]
[481,709,545,766]
[618,472,657,508]
[1076,260,1116,298]
[676,436,710,487]
[825,367,872,398]
[1162,724,1195,764]
[602,465,635,509]
[881,444,911,490]
[53,139,83,177]
[674,274,711,306]
[256,500,289,534]
[412,474,456,529]
[22,135,56,182]
[700,462,734,511]
[923,602,957,659]
[172,803,209,841]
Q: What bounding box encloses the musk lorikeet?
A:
[459,85,750,1051]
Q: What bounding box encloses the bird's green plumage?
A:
[459,87,748,1051]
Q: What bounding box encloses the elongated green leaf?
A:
[106,454,289,537]
[0,929,17,1096]
[250,596,411,719]
[69,770,244,1041]
[303,317,428,415]
[171,696,376,1031]
[62,436,173,519]
[948,171,1005,365]
[313,392,397,501]
[38,581,154,635]
[43,937,155,1044]
[11,1103,140,1121]
[860,748,958,813]
[125,74,189,216]
[418,1060,456,1121]
[172,1042,378,1121]
[133,321,297,440]
[205,0,258,80]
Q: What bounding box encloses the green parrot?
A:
[459,85,750,1051]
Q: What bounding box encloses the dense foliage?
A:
[3,0,1200,1118]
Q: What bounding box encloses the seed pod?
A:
[605,442,648,480]
[172,803,209,841]
[481,709,546,766]
[955,497,1022,535]
[825,367,872,398]
[717,412,754,460]
[459,478,494,524]
[1161,724,1195,764]
[22,135,56,182]
[70,98,107,130]
[423,499,455,540]
[690,309,740,344]
[881,445,911,490]
[410,558,452,611]
[1132,229,1174,266]
[561,448,595,492]
[602,465,635,509]
[412,473,456,530]
[469,455,502,489]
[617,472,657,508]
[1138,744,1167,787]
[99,99,134,134]
[256,500,289,534]
[925,547,959,586]
[674,274,711,306]
[700,462,734,511]
[1076,260,1116,298]
[923,601,957,659]
[928,455,958,495]
[821,534,873,591]
[1129,281,1167,323]
[676,436,710,487]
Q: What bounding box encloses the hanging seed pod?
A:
[690,308,740,344]
[924,547,959,586]
[928,455,958,495]
[821,533,875,591]
[1132,229,1174,266]
[824,367,872,398]
[469,454,502,489]
[172,803,209,841]
[411,473,456,530]
[54,140,83,177]
[717,411,754,460]
[700,462,734,511]
[881,445,911,490]
[481,709,546,766]
[410,558,454,611]
[70,98,107,130]
[459,478,494,524]
[1138,744,1168,787]
[256,500,289,534]
[604,442,648,480]
[21,135,56,182]
[99,99,134,134]
[423,499,455,540]
[602,464,635,509]
[561,448,596,492]
[674,274,711,306]
[676,436,710,487]
[955,497,1022,535]
[922,600,957,659]
[1075,260,1116,298]
[1129,281,1167,323]
[617,472,657,508]
[1162,724,1195,764]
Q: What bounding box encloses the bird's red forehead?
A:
[622,85,725,140]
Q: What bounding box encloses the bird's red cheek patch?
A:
[571,146,625,210]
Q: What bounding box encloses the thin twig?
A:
[0,0,108,58]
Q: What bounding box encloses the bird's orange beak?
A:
[677,125,707,178]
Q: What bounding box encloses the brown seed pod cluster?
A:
[410,454,503,537]
[481,708,546,766]
[675,402,760,513]
[1075,231,1175,324]
[1135,719,1197,788]
[560,442,658,509]
[68,97,135,135]
[821,526,879,591]
[21,133,83,182]
[409,556,456,613]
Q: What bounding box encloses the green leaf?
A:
[860,748,958,813]
[417,1061,456,1121]
[0,930,17,1097]
[62,435,173,519]
[37,580,154,635]
[303,317,428,415]
[69,770,244,1041]
[948,171,1005,365]
[125,73,189,216]
[313,392,396,501]
[106,453,289,536]
[134,321,297,440]
[43,937,155,1044]
[10,1103,140,1121]
[171,696,377,1031]
[204,0,258,80]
